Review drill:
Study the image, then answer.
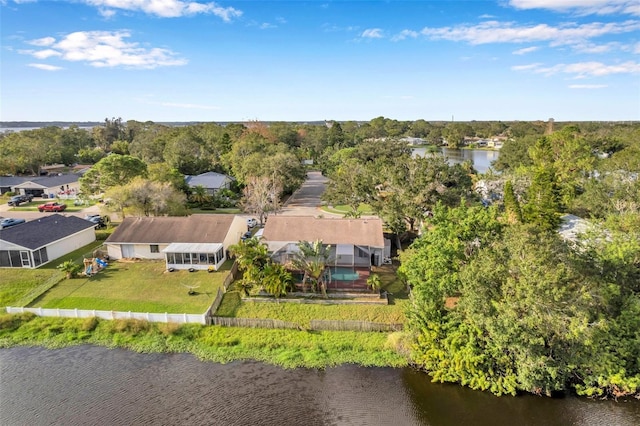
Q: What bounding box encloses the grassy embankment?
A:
[0,313,409,368]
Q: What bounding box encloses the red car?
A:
[38,202,67,212]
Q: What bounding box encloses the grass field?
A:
[30,260,233,314]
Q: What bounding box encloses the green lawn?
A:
[10,199,96,212]
[30,260,233,314]
[0,241,104,307]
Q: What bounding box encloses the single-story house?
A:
[262,216,389,267]
[0,214,96,268]
[11,174,81,199]
[261,216,390,290]
[185,172,234,195]
[0,176,28,194]
[104,214,247,271]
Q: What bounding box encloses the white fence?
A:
[5,307,207,325]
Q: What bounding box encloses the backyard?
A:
[215,264,409,327]
[29,260,233,314]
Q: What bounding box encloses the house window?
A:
[150,245,159,253]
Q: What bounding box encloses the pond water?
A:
[413,147,500,174]
[1,345,639,425]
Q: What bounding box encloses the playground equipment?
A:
[83,257,108,276]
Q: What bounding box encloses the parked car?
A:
[0,217,26,229]
[247,218,258,228]
[240,231,253,241]
[85,214,107,229]
[37,202,67,212]
[7,194,34,206]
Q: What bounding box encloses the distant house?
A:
[400,137,427,146]
[104,214,246,271]
[0,176,28,195]
[262,216,389,268]
[0,214,96,268]
[11,174,81,199]
[185,172,234,195]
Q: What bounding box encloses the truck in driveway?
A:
[7,194,34,206]
[37,202,67,212]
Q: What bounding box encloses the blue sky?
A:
[1,0,639,122]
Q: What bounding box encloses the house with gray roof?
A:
[0,176,28,194]
[11,174,81,199]
[104,214,246,271]
[185,172,234,195]
[0,214,96,268]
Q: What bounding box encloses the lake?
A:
[413,147,500,174]
[1,346,638,425]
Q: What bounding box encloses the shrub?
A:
[0,312,37,331]
[157,321,181,336]
[80,316,99,332]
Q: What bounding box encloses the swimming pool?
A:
[328,267,360,281]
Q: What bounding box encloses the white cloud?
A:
[511,63,544,71]
[28,63,63,71]
[568,84,608,88]
[21,31,187,69]
[417,20,640,47]
[27,36,55,47]
[508,0,640,16]
[391,29,418,42]
[259,22,277,30]
[361,28,384,39]
[514,60,640,77]
[83,0,243,20]
[513,46,539,54]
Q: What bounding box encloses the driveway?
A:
[280,171,338,217]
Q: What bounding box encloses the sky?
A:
[1,0,639,122]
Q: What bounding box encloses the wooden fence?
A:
[5,306,207,325]
[310,320,403,332]
[210,316,301,330]
[222,261,239,291]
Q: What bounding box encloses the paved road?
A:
[280,171,338,217]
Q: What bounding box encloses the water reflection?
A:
[1,346,638,426]
[412,147,499,174]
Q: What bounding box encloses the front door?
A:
[122,244,134,258]
[20,251,31,267]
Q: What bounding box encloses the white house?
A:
[0,214,96,268]
[104,214,246,271]
[11,174,81,199]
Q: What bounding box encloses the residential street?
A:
[280,171,338,217]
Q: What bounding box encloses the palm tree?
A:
[189,185,211,207]
[229,239,270,296]
[291,240,333,298]
[367,273,382,293]
[57,260,82,279]
[262,263,293,300]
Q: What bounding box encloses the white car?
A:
[247,218,258,228]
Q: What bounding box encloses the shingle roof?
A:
[0,214,95,250]
[262,216,385,247]
[14,174,80,188]
[0,176,29,188]
[185,172,232,189]
[105,214,236,244]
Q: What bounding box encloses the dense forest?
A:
[1,117,638,397]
